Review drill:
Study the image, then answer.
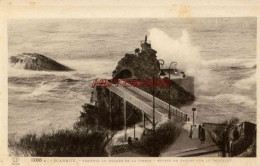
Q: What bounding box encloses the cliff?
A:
[9,53,72,71]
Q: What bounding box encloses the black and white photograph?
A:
[7,17,256,158]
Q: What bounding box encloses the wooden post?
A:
[109,91,112,130]
[152,77,155,134]
[193,111,194,126]
[143,112,146,135]
[134,123,136,139]
[168,70,171,120]
[123,99,127,141]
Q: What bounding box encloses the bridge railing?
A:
[108,83,164,121]
[118,80,188,121]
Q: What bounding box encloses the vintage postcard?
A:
[0,0,259,166]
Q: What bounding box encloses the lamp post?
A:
[152,59,165,133]
[168,62,178,120]
[192,107,196,126]
[151,59,164,156]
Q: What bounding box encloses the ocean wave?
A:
[149,28,206,74]
[206,58,256,69]
[21,81,59,99]
[8,64,76,78]
[234,73,256,90]
[8,59,115,80]
[200,93,256,109]
[58,59,116,77]
[149,28,214,96]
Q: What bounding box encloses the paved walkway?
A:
[161,128,220,157]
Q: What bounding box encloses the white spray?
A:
[148,28,212,94]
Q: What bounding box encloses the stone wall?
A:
[172,76,194,96]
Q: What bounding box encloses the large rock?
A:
[9,53,72,71]
[112,40,160,79]
[112,37,194,107]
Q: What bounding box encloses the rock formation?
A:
[9,53,72,71]
[112,37,160,79]
[112,36,194,107]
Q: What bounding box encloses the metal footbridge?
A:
[93,79,189,141]
[103,79,189,141]
[107,80,188,122]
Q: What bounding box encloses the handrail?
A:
[108,83,164,121]
[117,79,188,121]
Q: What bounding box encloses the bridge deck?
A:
[108,85,163,121]
[107,83,184,121]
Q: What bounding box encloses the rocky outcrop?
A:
[9,53,72,71]
[61,78,79,82]
[112,53,160,79]
[112,41,160,79]
[112,37,194,107]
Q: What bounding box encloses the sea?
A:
[8,18,257,139]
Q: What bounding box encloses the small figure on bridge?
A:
[221,127,229,157]
[127,137,133,151]
[232,127,239,141]
[230,127,239,157]
[199,125,202,138]
[199,126,206,144]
